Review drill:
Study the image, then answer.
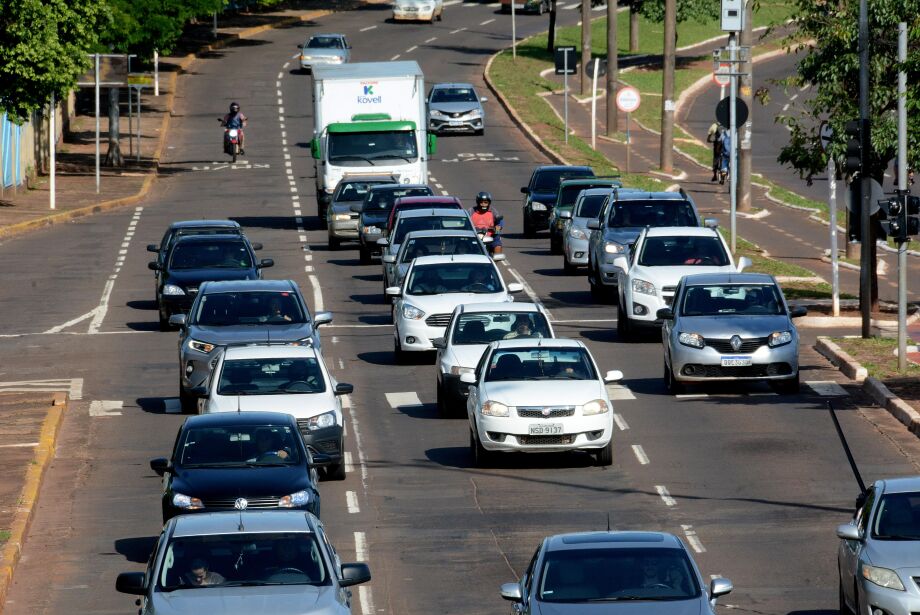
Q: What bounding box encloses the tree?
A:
[102,0,224,59]
[631,0,718,28]
[0,0,109,123]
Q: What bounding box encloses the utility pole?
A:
[897,21,908,371]
[605,0,618,135]
[857,0,872,337]
[547,0,558,52]
[629,1,639,52]
[737,0,753,212]
[659,0,676,173]
[581,0,591,95]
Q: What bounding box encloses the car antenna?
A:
[606,512,611,532]
[237,393,241,414]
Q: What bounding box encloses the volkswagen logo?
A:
[730,335,742,352]
[234,498,248,510]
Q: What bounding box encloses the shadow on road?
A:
[114,536,158,563]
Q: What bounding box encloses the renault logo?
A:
[234,498,248,510]
[730,335,742,352]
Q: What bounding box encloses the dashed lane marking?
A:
[309,274,324,311]
[480,18,495,25]
[631,444,649,465]
[450,27,467,34]
[346,490,360,513]
[360,25,377,31]
[344,451,354,473]
[656,485,676,506]
[606,384,635,400]
[391,54,401,61]
[425,37,437,43]
[807,380,849,397]
[406,45,418,53]
[0,443,38,448]
[89,400,123,417]
[291,53,300,59]
[682,525,706,553]
[676,393,708,399]
[386,392,424,408]
[504,265,555,321]
[612,413,629,431]
[354,531,368,560]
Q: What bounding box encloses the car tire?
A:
[394,336,407,365]
[563,258,577,275]
[437,380,451,417]
[470,429,492,467]
[179,383,197,414]
[594,439,613,466]
[325,462,346,481]
[359,246,371,265]
[839,578,854,615]
[664,360,684,395]
[158,310,171,332]
[328,236,340,251]
[617,302,633,341]
[774,372,800,395]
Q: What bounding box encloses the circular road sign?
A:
[715,96,749,129]
[616,86,641,113]
[713,64,731,87]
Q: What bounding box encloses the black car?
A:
[149,234,273,329]
[520,165,594,237]
[151,412,322,523]
[355,184,433,264]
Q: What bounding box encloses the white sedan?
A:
[461,339,622,467]
[387,254,522,362]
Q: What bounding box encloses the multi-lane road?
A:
[3,4,920,614]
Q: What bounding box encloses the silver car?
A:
[658,272,806,395]
[427,83,487,135]
[116,510,370,614]
[838,477,920,615]
[382,229,488,296]
[298,34,350,72]
[560,187,613,273]
[500,531,732,614]
[327,175,397,249]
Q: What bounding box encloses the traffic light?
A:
[844,119,870,176]
[878,193,920,244]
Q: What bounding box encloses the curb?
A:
[0,393,68,607]
[815,337,868,382]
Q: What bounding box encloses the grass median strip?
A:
[831,337,920,380]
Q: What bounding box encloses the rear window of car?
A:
[393,216,473,244]
[363,187,434,212]
[533,168,594,192]
[400,235,485,262]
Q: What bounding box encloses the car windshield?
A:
[217,357,326,396]
[431,87,478,103]
[169,241,252,270]
[334,180,392,203]
[406,263,501,295]
[485,348,596,381]
[307,36,343,49]
[533,168,594,192]
[328,131,418,164]
[681,284,785,316]
[872,492,920,540]
[401,236,485,262]
[452,312,551,345]
[363,187,433,212]
[158,532,328,591]
[194,291,307,326]
[538,547,701,603]
[574,194,607,219]
[178,424,302,467]
[638,236,729,267]
[393,216,473,245]
[607,200,697,228]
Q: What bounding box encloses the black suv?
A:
[520,165,594,237]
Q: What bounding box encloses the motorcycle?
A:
[475,225,499,256]
[218,119,243,163]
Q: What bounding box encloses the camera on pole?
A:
[844,119,869,176]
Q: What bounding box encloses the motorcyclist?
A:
[470,191,503,255]
[220,102,248,155]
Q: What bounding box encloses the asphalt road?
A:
[3,4,920,614]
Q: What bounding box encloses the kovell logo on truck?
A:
[358,82,382,104]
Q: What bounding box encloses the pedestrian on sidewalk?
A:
[718,129,731,185]
[707,122,724,182]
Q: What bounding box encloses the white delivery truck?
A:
[310,61,436,213]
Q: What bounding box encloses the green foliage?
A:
[102,0,225,57]
[777,1,920,183]
[630,0,719,24]
[0,0,109,123]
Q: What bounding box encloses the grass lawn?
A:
[717,228,818,278]
[832,336,920,380]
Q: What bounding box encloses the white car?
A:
[433,302,555,416]
[616,226,751,340]
[382,229,488,299]
[393,0,443,22]
[461,339,622,466]
[387,254,523,362]
[200,344,353,480]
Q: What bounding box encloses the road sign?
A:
[819,122,833,152]
[716,96,748,129]
[845,177,883,215]
[616,86,641,113]
[713,63,730,87]
[586,58,607,78]
[554,46,577,75]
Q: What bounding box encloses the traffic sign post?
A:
[555,46,577,145]
[616,86,641,174]
[820,121,840,317]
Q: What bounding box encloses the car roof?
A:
[223,344,319,360]
[403,229,477,239]
[169,220,241,230]
[560,178,619,186]
[546,531,682,552]
[613,191,688,201]
[183,411,298,428]
[644,226,718,238]
[395,196,461,205]
[682,272,776,286]
[171,233,248,244]
[172,511,317,537]
[397,208,469,220]
[578,187,617,197]
[879,476,920,494]
[458,301,541,314]
[490,338,584,350]
[201,279,297,293]
[534,165,592,173]
[412,254,494,266]
[431,82,476,89]
[368,183,430,193]
[308,33,345,39]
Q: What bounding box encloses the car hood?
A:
[632,264,736,289]
[450,343,490,369]
[166,268,258,287]
[481,380,604,406]
[530,190,558,206]
[207,393,337,419]
[171,465,311,499]
[152,584,339,614]
[189,323,314,345]
[535,598,703,615]
[330,202,358,215]
[864,539,920,570]
[601,228,644,246]
[677,315,793,338]
[405,292,510,315]
[361,211,389,226]
[430,102,481,114]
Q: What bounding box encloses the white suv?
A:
[387,254,522,362]
[616,226,750,340]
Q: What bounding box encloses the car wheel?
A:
[563,258,577,275]
[179,383,197,414]
[158,310,171,332]
[325,462,346,481]
[839,578,854,615]
[359,246,371,265]
[394,336,407,365]
[328,236,340,251]
[664,359,684,395]
[470,429,492,467]
[617,302,632,341]
[774,372,800,394]
[594,439,613,466]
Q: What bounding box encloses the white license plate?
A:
[449,120,464,126]
[528,423,563,435]
[721,356,752,367]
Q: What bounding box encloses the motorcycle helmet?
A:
[229,102,240,113]
[475,191,492,210]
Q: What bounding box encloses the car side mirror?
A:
[314,311,333,326]
[147,261,161,271]
[604,370,624,383]
[789,305,807,318]
[146,244,159,253]
[382,254,397,264]
[492,253,506,262]
[507,282,524,294]
[559,210,572,219]
[115,572,147,596]
[427,133,437,155]
[500,582,523,602]
[460,372,477,384]
[432,337,446,349]
[836,523,862,541]
[656,307,674,320]
[335,383,354,396]
[377,238,389,246]
[736,256,752,273]
[704,218,720,229]
[310,138,320,160]
[339,562,371,588]
[385,286,402,297]
[149,457,171,476]
[250,242,263,251]
[258,258,274,269]
[168,314,187,327]
[586,220,600,230]
[520,186,529,194]
[710,577,733,598]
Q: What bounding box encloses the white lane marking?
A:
[682,525,706,553]
[354,531,368,560]
[346,490,360,513]
[386,392,423,408]
[70,378,83,400]
[89,400,123,417]
[612,413,629,431]
[434,183,444,189]
[676,393,708,399]
[807,380,848,396]
[358,586,374,615]
[278,106,284,114]
[450,27,467,34]
[360,25,377,31]
[631,444,649,465]
[331,336,339,345]
[291,53,300,59]
[346,406,369,486]
[87,277,117,334]
[43,309,97,334]
[656,485,676,507]
[277,71,283,79]
[338,358,345,370]
[0,442,38,448]
[606,384,635,400]
[391,54,401,61]
[406,45,418,53]
[425,37,437,43]
[340,394,352,409]
[344,451,355,473]
[308,274,324,311]
[504,266,555,320]
[305,265,314,273]
[480,18,495,25]
[304,253,313,261]
[163,398,182,414]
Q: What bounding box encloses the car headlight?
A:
[569,227,588,240]
[632,278,656,295]
[334,213,351,221]
[362,225,381,235]
[305,411,337,431]
[162,284,185,296]
[582,399,609,415]
[450,366,475,376]
[172,493,204,510]
[300,55,312,61]
[678,332,705,349]
[605,243,624,254]
[402,304,425,320]
[531,202,547,211]
[430,109,447,118]
[188,339,216,354]
[768,330,793,347]
[862,564,905,591]
[328,56,344,63]
[482,400,509,417]
[279,490,312,508]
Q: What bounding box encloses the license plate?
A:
[528,423,563,435]
[449,120,464,126]
[721,356,752,367]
